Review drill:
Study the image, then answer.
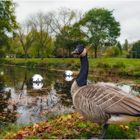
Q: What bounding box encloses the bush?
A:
[0,50,6,58]
[129,40,140,58]
[112,62,125,69]
[104,46,121,57]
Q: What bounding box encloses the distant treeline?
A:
[0,0,140,59]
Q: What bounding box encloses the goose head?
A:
[71,44,87,57]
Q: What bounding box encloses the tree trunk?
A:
[68,47,70,58]
[24,48,28,60]
[41,48,44,60]
[94,46,98,58]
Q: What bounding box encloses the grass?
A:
[1,112,140,139]
[1,57,140,77]
[0,123,26,138]
[1,57,140,68]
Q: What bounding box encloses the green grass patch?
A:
[0,123,26,139]
[1,113,140,139]
[1,57,140,77]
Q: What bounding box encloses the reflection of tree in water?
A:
[0,76,5,92]
[54,79,73,106]
[0,76,17,127]
[0,66,74,125]
[0,89,17,127]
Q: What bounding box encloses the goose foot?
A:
[99,123,109,139]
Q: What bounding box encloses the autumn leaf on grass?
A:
[33,123,40,132]
[15,133,23,139]
[15,130,28,139]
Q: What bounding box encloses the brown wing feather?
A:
[73,83,140,117]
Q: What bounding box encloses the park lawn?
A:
[1,57,140,67]
[1,57,140,77]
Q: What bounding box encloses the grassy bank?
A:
[1,58,140,78]
[1,112,140,139]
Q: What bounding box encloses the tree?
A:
[8,35,24,58]
[55,25,86,57]
[129,40,140,58]
[50,8,83,35]
[104,46,121,57]
[0,0,17,46]
[29,12,53,59]
[116,42,122,54]
[79,8,120,58]
[17,22,34,59]
[123,39,128,51]
[52,8,84,57]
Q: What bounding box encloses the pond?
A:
[0,65,140,128]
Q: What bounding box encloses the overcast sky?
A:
[13,0,140,43]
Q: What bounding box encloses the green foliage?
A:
[96,62,111,69]
[116,42,122,54]
[112,62,125,69]
[0,123,24,139]
[1,57,140,77]
[0,0,17,46]
[104,46,121,57]
[79,8,120,58]
[123,39,129,51]
[106,122,140,139]
[55,25,86,57]
[33,31,53,58]
[129,40,140,58]
[0,49,6,58]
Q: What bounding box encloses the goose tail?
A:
[120,97,140,116]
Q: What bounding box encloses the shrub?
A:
[96,62,111,69]
[104,46,121,57]
[112,62,125,69]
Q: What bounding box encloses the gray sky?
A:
[13,0,140,43]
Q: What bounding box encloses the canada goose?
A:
[71,44,140,138]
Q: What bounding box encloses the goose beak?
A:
[71,49,79,55]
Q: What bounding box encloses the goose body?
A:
[71,44,140,137]
[72,81,140,124]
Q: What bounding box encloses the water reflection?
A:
[32,83,43,90]
[32,74,44,90]
[0,65,140,127]
[117,84,140,96]
[65,76,74,82]
[0,66,75,126]
[32,74,43,82]
[0,88,17,127]
[0,71,4,76]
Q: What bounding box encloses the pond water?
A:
[0,65,140,127]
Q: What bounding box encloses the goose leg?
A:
[99,123,109,139]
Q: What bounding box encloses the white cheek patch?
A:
[80,48,87,57]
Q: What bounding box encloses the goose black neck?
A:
[76,54,88,87]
